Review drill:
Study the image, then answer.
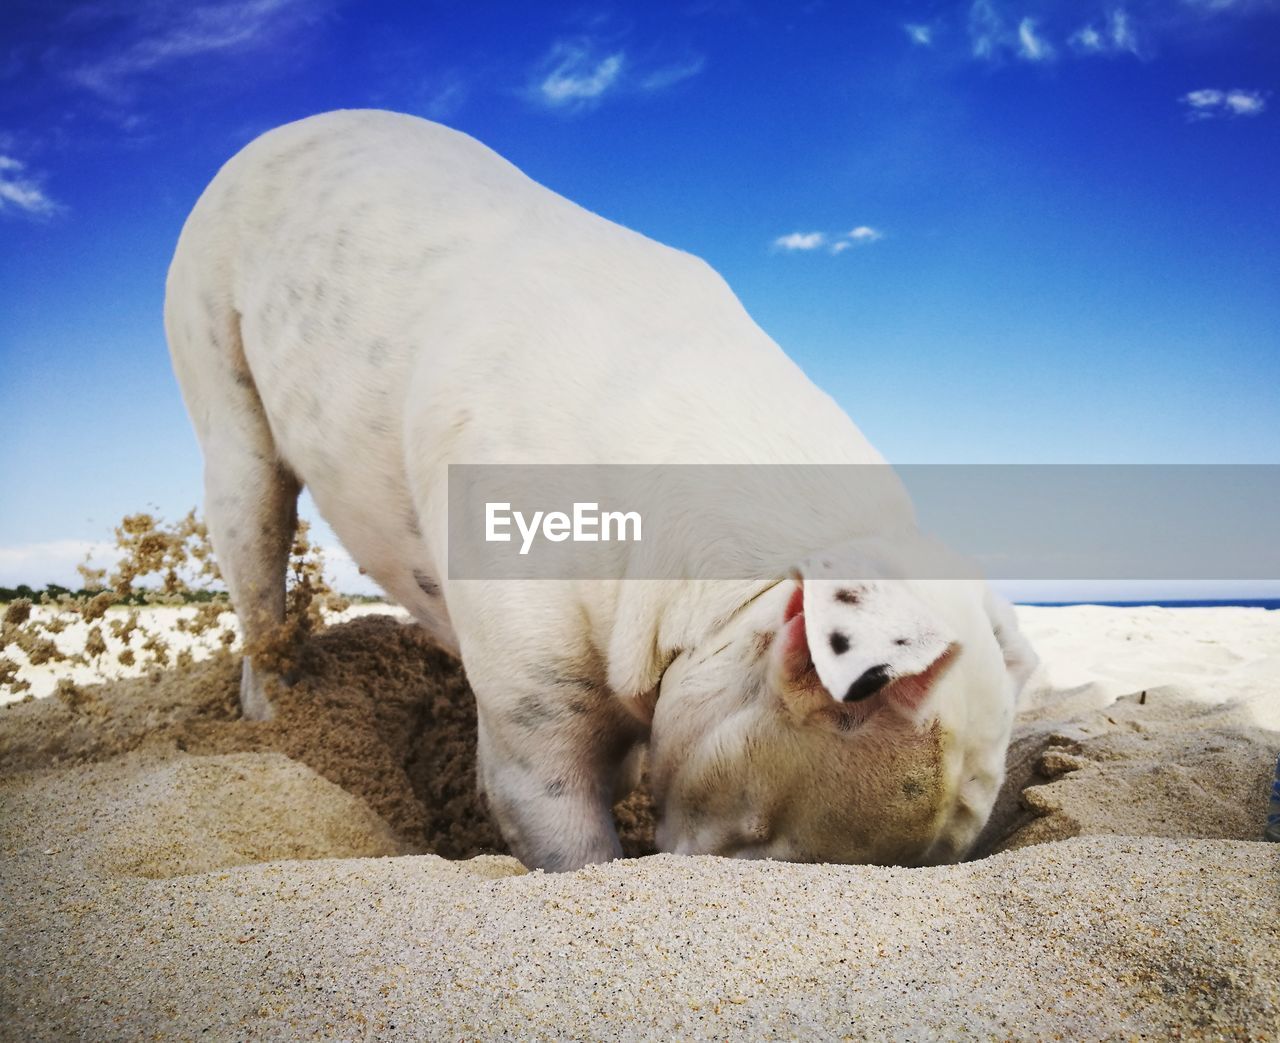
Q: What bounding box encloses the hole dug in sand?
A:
[1,613,657,879]
[2,613,1275,881]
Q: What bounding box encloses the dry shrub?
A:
[0,510,346,700]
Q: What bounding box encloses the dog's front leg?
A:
[473,690,641,870]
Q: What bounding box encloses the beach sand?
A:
[2,605,1278,1039]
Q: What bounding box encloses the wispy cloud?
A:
[968,2,1056,62]
[535,41,626,107]
[1109,8,1140,52]
[1071,24,1104,51]
[529,37,704,111]
[1069,9,1141,56]
[0,156,60,219]
[1016,18,1056,61]
[962,2,1054,61]
[1181,87,1268,118]
[904,22,934,46]
[1180,0,1280,12]
[67,0,327,102]
[773,226,884,254]
[968,0,1004,59]
[420,71,469,122]
[954,0,1273,67]
[639,55,707,91]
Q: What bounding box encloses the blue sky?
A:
[1,0,1277,594]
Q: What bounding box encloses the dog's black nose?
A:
[844,664,892,702]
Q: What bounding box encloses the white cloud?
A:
[1070,8,1141,57]
[904,22,934,46]
[421,73,469,121]
[1185,88,1226,108]
[1110,9,1139,52]
[1182,87,1268,118]
[536,41,626,106]
[773,231,826,251]
[954,1,1274,68]
[775,226,884,254]
[0,156,59,218]
[639,56,706,91]
[1071,24,1105,51]
[68,0,325,102]
[963,2,1157,64]
[967,3,1055,62]
[1224,88,1267,114]
[1180,0,1280,11]
[968,0,1004,59]
[529,37,704,111]
[1016,18,1055,61]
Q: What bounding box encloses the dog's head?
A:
[648,559,1036,866]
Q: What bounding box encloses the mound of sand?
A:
[974,686,1278,857]
[2,607,1277,1039]
[0,614,656,861]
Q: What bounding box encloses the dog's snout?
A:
[843,664,891,702]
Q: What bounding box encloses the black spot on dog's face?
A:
[412,569,439,597]
[544,778,567,798]
[834,588,861,605]
[844,664,891,702]
[894,637,910,646]
[829,631,850,655]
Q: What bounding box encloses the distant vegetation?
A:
[0,585,386,605]
[1,510,371,700]
[0,584,227,605]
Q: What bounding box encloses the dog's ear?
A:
[778,550,957,707]
[983,589,1038,699]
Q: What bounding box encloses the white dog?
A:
[166,110,1036,871]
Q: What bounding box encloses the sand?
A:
[2,605,1278,1039]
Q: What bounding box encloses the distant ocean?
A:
[1020,599,1280,610]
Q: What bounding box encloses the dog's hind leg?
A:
[166,283,300,720]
